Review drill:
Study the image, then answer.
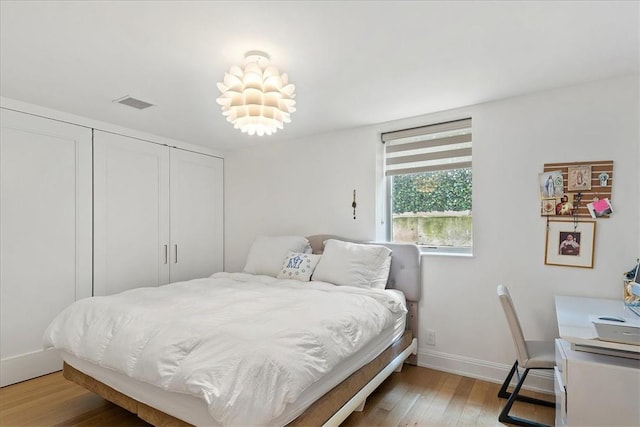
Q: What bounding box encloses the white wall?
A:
[225,75,640,389]
[224,126,381,272]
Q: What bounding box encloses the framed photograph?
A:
[545,220,596,268]
[538,171,564,198]
[568,165,592,191]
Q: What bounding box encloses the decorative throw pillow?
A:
[277,252,321,281]
[312,239,392,288]
[243,236,310,277]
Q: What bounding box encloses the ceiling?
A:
[1,1,638,151]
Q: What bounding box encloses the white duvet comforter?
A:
[44,272,406,426]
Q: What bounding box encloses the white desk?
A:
[555,295,640,356]
[554,296,640,427]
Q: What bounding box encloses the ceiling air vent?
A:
[113,95,154,110]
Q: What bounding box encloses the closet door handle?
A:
[174,244,178,264]
[164,245,168,264]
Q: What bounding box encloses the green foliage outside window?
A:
[391,169,472,214]
[391,169,472,247]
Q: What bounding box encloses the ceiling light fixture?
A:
[216,51,296,136]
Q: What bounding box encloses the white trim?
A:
[76,131,93,300]
[0,97,224,159]
[417,347,554,395]
[0,349,62,387]
[420,247,473,257]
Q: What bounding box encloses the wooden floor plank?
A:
[395,368,448,426]
[452,377,485,426]
[0,366,555,426]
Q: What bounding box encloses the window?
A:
[383,118,472,253]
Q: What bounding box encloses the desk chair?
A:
[497,285,555,427]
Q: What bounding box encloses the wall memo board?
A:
[542,160,613,218]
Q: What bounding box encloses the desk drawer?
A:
[554,366,567,426]
[555,338,568,385]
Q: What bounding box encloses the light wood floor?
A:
[0,365,555,426]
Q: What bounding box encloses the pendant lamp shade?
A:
[216,51,296,136]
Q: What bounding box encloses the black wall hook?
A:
[352,190,357,220]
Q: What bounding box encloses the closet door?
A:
[93,131,170,295]
[0,108,92,386]
[169,149,224,283]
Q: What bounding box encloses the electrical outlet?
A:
[426,329,436,345]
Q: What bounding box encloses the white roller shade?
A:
[383,118,472,176]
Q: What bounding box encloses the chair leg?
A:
[498,360,520,399]
[498,361,555,407]
[498,362,554,427]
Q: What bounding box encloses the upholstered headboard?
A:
[306,235,421,353]
[306,235,421,301]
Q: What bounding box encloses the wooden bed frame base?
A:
[63,361,191,427]
[63,330,415,427]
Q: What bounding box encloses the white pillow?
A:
[370,254,392,290]
[277,251,322,281]
[312,239,392,288]
[243,236,310,277]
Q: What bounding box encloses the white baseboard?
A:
[1,349,63,386]
[417,347,554,395]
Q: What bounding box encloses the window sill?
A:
[419,248,474,258]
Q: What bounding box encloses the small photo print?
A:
[587,198,613,218]
[558,232,581,256]
[539,171,564,198]
[541,198,556,216]
[555,193,574,216]
[567,165,592,191]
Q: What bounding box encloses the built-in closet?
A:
[0,107,224,386]
[0,108,92,386]
[93,131,224,295]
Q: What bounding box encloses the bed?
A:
[44,235,421,426]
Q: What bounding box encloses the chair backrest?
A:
[497,284,530,365]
